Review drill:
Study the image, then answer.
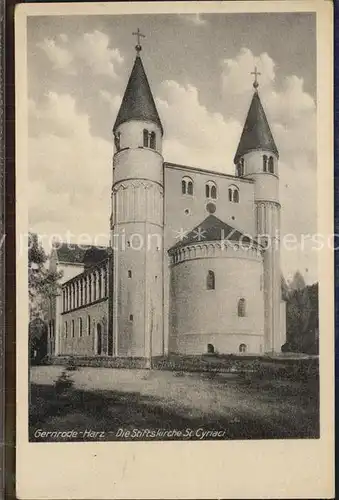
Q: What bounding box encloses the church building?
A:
[48,35,286,359]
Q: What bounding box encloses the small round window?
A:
[206,202,216,214]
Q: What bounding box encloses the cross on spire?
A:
[132,28,145,54]
[251,66,261,90]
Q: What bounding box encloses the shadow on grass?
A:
[29,380,319,442]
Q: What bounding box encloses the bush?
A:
[40,355,53,366]
[54,370,74,394]
[65,356,78,371]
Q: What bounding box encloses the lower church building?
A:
[48,39,286,359]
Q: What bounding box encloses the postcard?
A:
[15,1,334,498]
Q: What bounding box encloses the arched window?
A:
[98,271,102,299]
[80,281,83,306]
[228,185,239,203]
[88,275,92,303]
[182,177,194,196]
[79,317,83,337]
[239,343,247,353]
[71,319,75,338]
[114,132,121,151]
[143,129,149,147]
[150,131,156,149]
[237,158,245,177]
[104,269,108,296]
[268,156,274,173]
[65,322,68,338]
[206,181,217,199]
[238,298,246,317]
[92,273,97,301]
[87,315,91,336]
[207,270,215,290]
[263,155,268,172]
[84,278,87,304]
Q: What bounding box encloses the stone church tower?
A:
[234,73,282,352]
[111,41,164,359]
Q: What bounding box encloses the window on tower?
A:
[150,131,156,149]
[263,155,268,172]
[237,158,245,177]
[239,343,247,353]
[268,156,274,173]
[182,177,194,196]
[238,298,246,317]
[143,129,149,147]
[207,270,215,290]
[143,129,157,149]
[228,185,239,203]
[114,132,121,152]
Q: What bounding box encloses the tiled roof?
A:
[234,91,278,163]
[55,243,110,267]
[113,54,163,134]
[169,214,259,250]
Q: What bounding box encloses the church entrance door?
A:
[96,323,102,355]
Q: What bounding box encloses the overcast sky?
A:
[27,12,317,284]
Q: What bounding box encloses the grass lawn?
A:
[29,365,319,442]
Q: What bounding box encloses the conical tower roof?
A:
[234,91,278,164]
[113,54,163,134]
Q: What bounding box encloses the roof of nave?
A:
[169,214,261,251]
[54,243,110,267]
[234,91,278,164]
[113,54,163,134]
[164,162,254,183]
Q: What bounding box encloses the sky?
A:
[27,12,317,284]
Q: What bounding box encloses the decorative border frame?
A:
[0,1,335,498]
[0,0,5,496]
[4,0,16,497]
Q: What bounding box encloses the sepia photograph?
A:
[26,9,321,442]
[15,2,334,499]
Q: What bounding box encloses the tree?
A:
[289,270,306,291]
[286,286,312,351]
[284,271,319,354]
[28,233,62,321]
[281,274,290,301]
